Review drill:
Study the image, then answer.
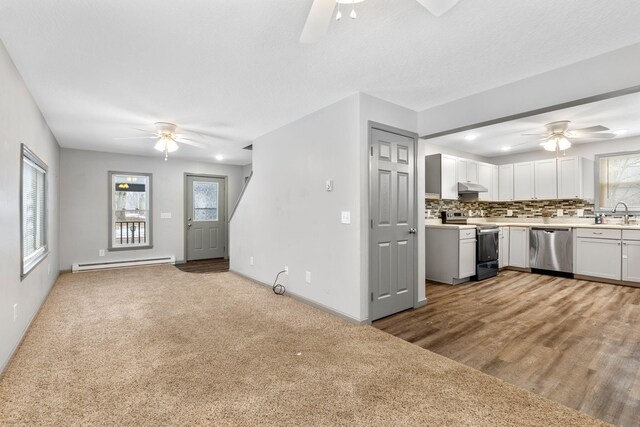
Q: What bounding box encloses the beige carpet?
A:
[0,266,608,426]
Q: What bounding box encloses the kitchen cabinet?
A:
[425,154,458,200]
[425,227,476,284]
[622,230,640,283]
[513,162,535,200]
[498,164,514,201]
[534,159,557,200]
[457,158,478,184]
[557,156,594,200]
[478,162,493,201]
[575,237,622,280]
[499,226,510,268]
[508,226,529,268]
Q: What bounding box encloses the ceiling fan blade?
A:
[573,133,616,139]
[573,125,610,133]
[114,136,158,140]
[415,0,461,16]
[300,0,335,43]
[520,133,547,136]
[172,136,206,149]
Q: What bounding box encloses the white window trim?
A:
[595,150,640,215]
[21,144,48,279]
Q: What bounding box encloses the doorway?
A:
[185,174,228,261]
[368,122,418,321]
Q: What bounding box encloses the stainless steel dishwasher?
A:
[529,227,573,273]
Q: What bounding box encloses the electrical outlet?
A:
[13,304,18,322]
[47,263,51,275]
[557,209,564,217]
[284,266,289,275]
[507,209,513,217]
[99,249,105,257]
[305,271,311,284]
[250,256,254,266]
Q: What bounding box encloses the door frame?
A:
[183,173,229,261]
[367,121,419,322]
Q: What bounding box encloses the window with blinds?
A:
[21,144,48,277]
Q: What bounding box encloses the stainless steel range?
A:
[441,211,499,280]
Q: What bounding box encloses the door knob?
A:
[187,223,192,229]
[409,228,417,234]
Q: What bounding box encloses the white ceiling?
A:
[426,90,640,157]
[1,0,640,165]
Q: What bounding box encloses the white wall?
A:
[59,149,244,268]
[0,40,60,373]
[230,94,363,320]
[418,42,640,136]
[230,93,422,322]
[493,135,640,165]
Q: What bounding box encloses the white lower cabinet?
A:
[623,240,640,282]
[575,237,622,280]
[508,226,528,268]
[459,238,477,278]
[425,227,476,284]
[498,226,509,268]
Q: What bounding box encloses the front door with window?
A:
[186,175,227,260]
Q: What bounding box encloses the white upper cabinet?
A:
[478,162,493,201]
[498,164,514,201]
[513,162,535,200]
[534,159,557,200]
[456,158,478,183]
[557,156,594,200]
[425,153,458,200]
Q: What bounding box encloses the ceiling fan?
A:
[300,0,461,43]
[115,122,208,160]
[521,120,616,153]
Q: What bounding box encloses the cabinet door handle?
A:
[593,232,603,235]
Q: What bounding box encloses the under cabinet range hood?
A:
[458,182,488,194]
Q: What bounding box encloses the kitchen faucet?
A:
[612,201,630,225]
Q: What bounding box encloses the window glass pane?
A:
[22,147,47,275]
[112,174,150,247]
[598,154,640,210]
[193,181,218,221]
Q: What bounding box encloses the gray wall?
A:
[59,148,244,269]
[418,42,640,136]
[0,40,60,373]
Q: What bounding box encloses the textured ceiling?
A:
[427,91,640,157]
[1,0,640,164]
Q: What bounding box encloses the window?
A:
[193,181,218,221]
[596,151,640,213]
[108,172,152,250]
[21,144,48,277]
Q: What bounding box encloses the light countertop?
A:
[425,218,640,230]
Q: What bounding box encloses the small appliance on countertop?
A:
[440,210,469,224]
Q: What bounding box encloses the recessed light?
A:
[215,155,224,161]
[464,134,478,141]
[501,146,511,151]
[614,129,628,135]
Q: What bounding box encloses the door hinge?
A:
[370,146,373,156]
[370,219,373,229]
[370,292,373,302]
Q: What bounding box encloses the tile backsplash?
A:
[425,198,595,218]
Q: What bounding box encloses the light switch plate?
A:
[341,211,351,224]
[577,209,585,217]
[160,212,172,219]
[556,209,564,217]
[507,209,513,217]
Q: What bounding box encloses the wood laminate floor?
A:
[174,258,229,273]
[373,270,640,427]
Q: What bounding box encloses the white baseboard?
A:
[72,256,175,272]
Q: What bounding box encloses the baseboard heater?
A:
[72,256,176,272]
